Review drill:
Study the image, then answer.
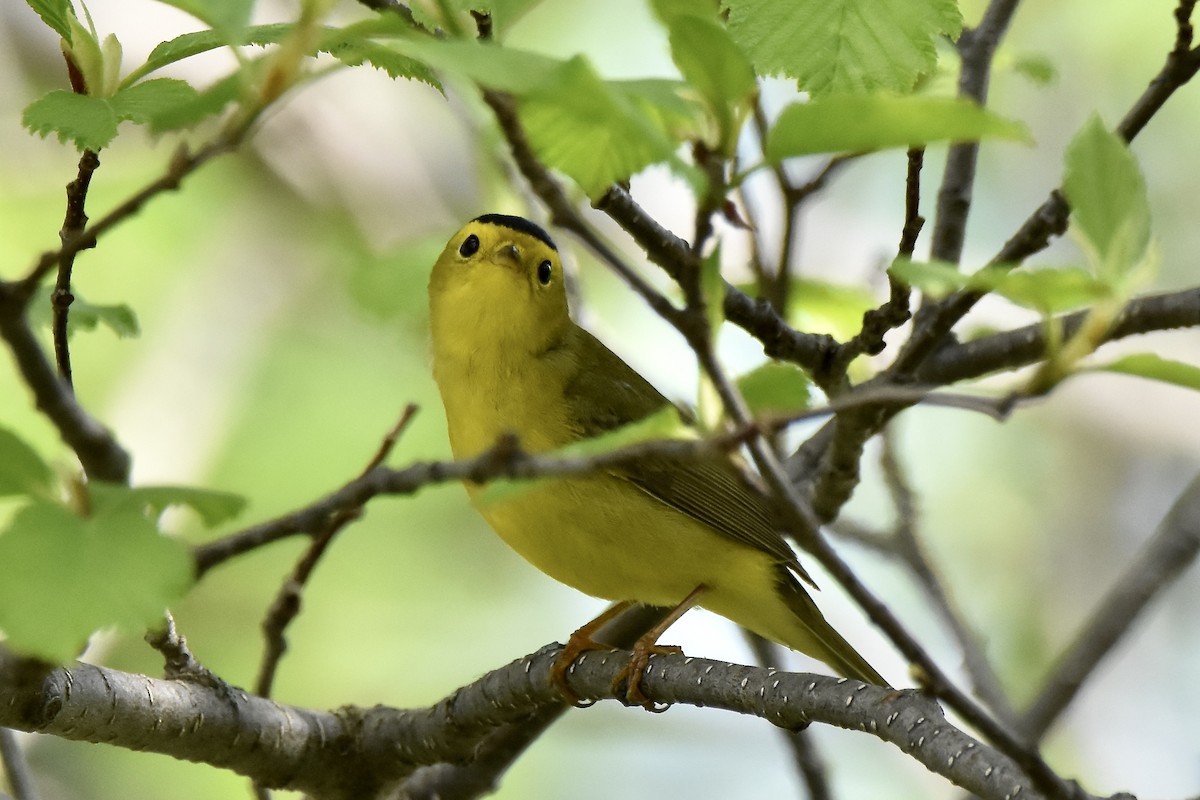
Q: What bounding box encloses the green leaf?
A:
[1094,354,1200,392]
[614,78,706,142]
[724,0,962,94]
[785,279,877,339]
[0,429,53,498]
[145,70,243,133]
[157,0,254,42]
[699,247,725,334]
[25,0,73,40]
[890,259,1110,313]
[737,362,813,416]
[22,90,119,150]
[102,484,246,528]
[388,37,561,94]
[109,78,201,126]
[653,1,754,150]
[1009,53,1055,85]
[519,56,679,196]
[135,23,293,82]
[888,258,968,299]
[766,94,1028,160]
[0,497,193,662]
[324,37,441,88]
[988,267,1110,313]
[1063,115,1152,282]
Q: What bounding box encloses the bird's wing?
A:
[561,327,811,580]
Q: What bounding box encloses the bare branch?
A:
[0,644,1051,800]
[254,406,418,705]
[930,0,1024,265]
[0,288,130,483]
[916,286,1200,385]
[51,149,101,389]
[194,386,1009,576]
[895,5,1200,376]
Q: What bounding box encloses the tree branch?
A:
[930,0,1023,265]
[0,287,130,483]
[916,286,1200,384]
[51,149,101,389]
[895,4,1200,377]
[0,645,1052,800]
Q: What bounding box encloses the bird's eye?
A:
[459,234,480,257]
[537,260,552,285]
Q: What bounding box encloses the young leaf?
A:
[654,3,755,151]
[23,90,119,150]
[699,246,725,335]
[766,94,1028,160]
[157,0,255,43]
[890,259,1109,313]
[0,498,193,662]
[518,56,679,196]
[25,0,73,40]
[1062,115,1152,282]
[0,429,53,498]
[27,286,140,338]
[737,362,813,416]
[134,23,293,83]
[1094,354,1200,392]
[724,0,962,94]
[783,279,877,340]
[109,78,201,126]
[146,70,243,133]
[388,37,561,94]
[324,37,441,88]
[988,268,1110,314]
[93,484,246,528]
[888,258,968,299]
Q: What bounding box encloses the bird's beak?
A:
[492,243,522,270]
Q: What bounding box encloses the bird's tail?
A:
[778,573,888,687]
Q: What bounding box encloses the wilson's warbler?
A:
[428,214,884,703]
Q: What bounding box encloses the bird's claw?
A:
[613,643,683,711]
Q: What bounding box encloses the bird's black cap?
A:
[473,213,557,251]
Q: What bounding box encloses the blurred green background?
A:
[2,0,1200,797]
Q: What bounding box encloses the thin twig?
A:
[249,408,417,798]
[193,386,1011,576]
[0,288,130,483]
[1019,472,1200,741]
[895,4,1200,377]
[51,150,101,389]
[930,0,1024,265]
[254,407,418,698]
[594,184,844,378]
[916,285,1200,384]
[828,147,922,378]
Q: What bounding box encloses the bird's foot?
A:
[552,601,633,707]
[613,642,684,712]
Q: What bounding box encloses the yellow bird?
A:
[428,213,884,703]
